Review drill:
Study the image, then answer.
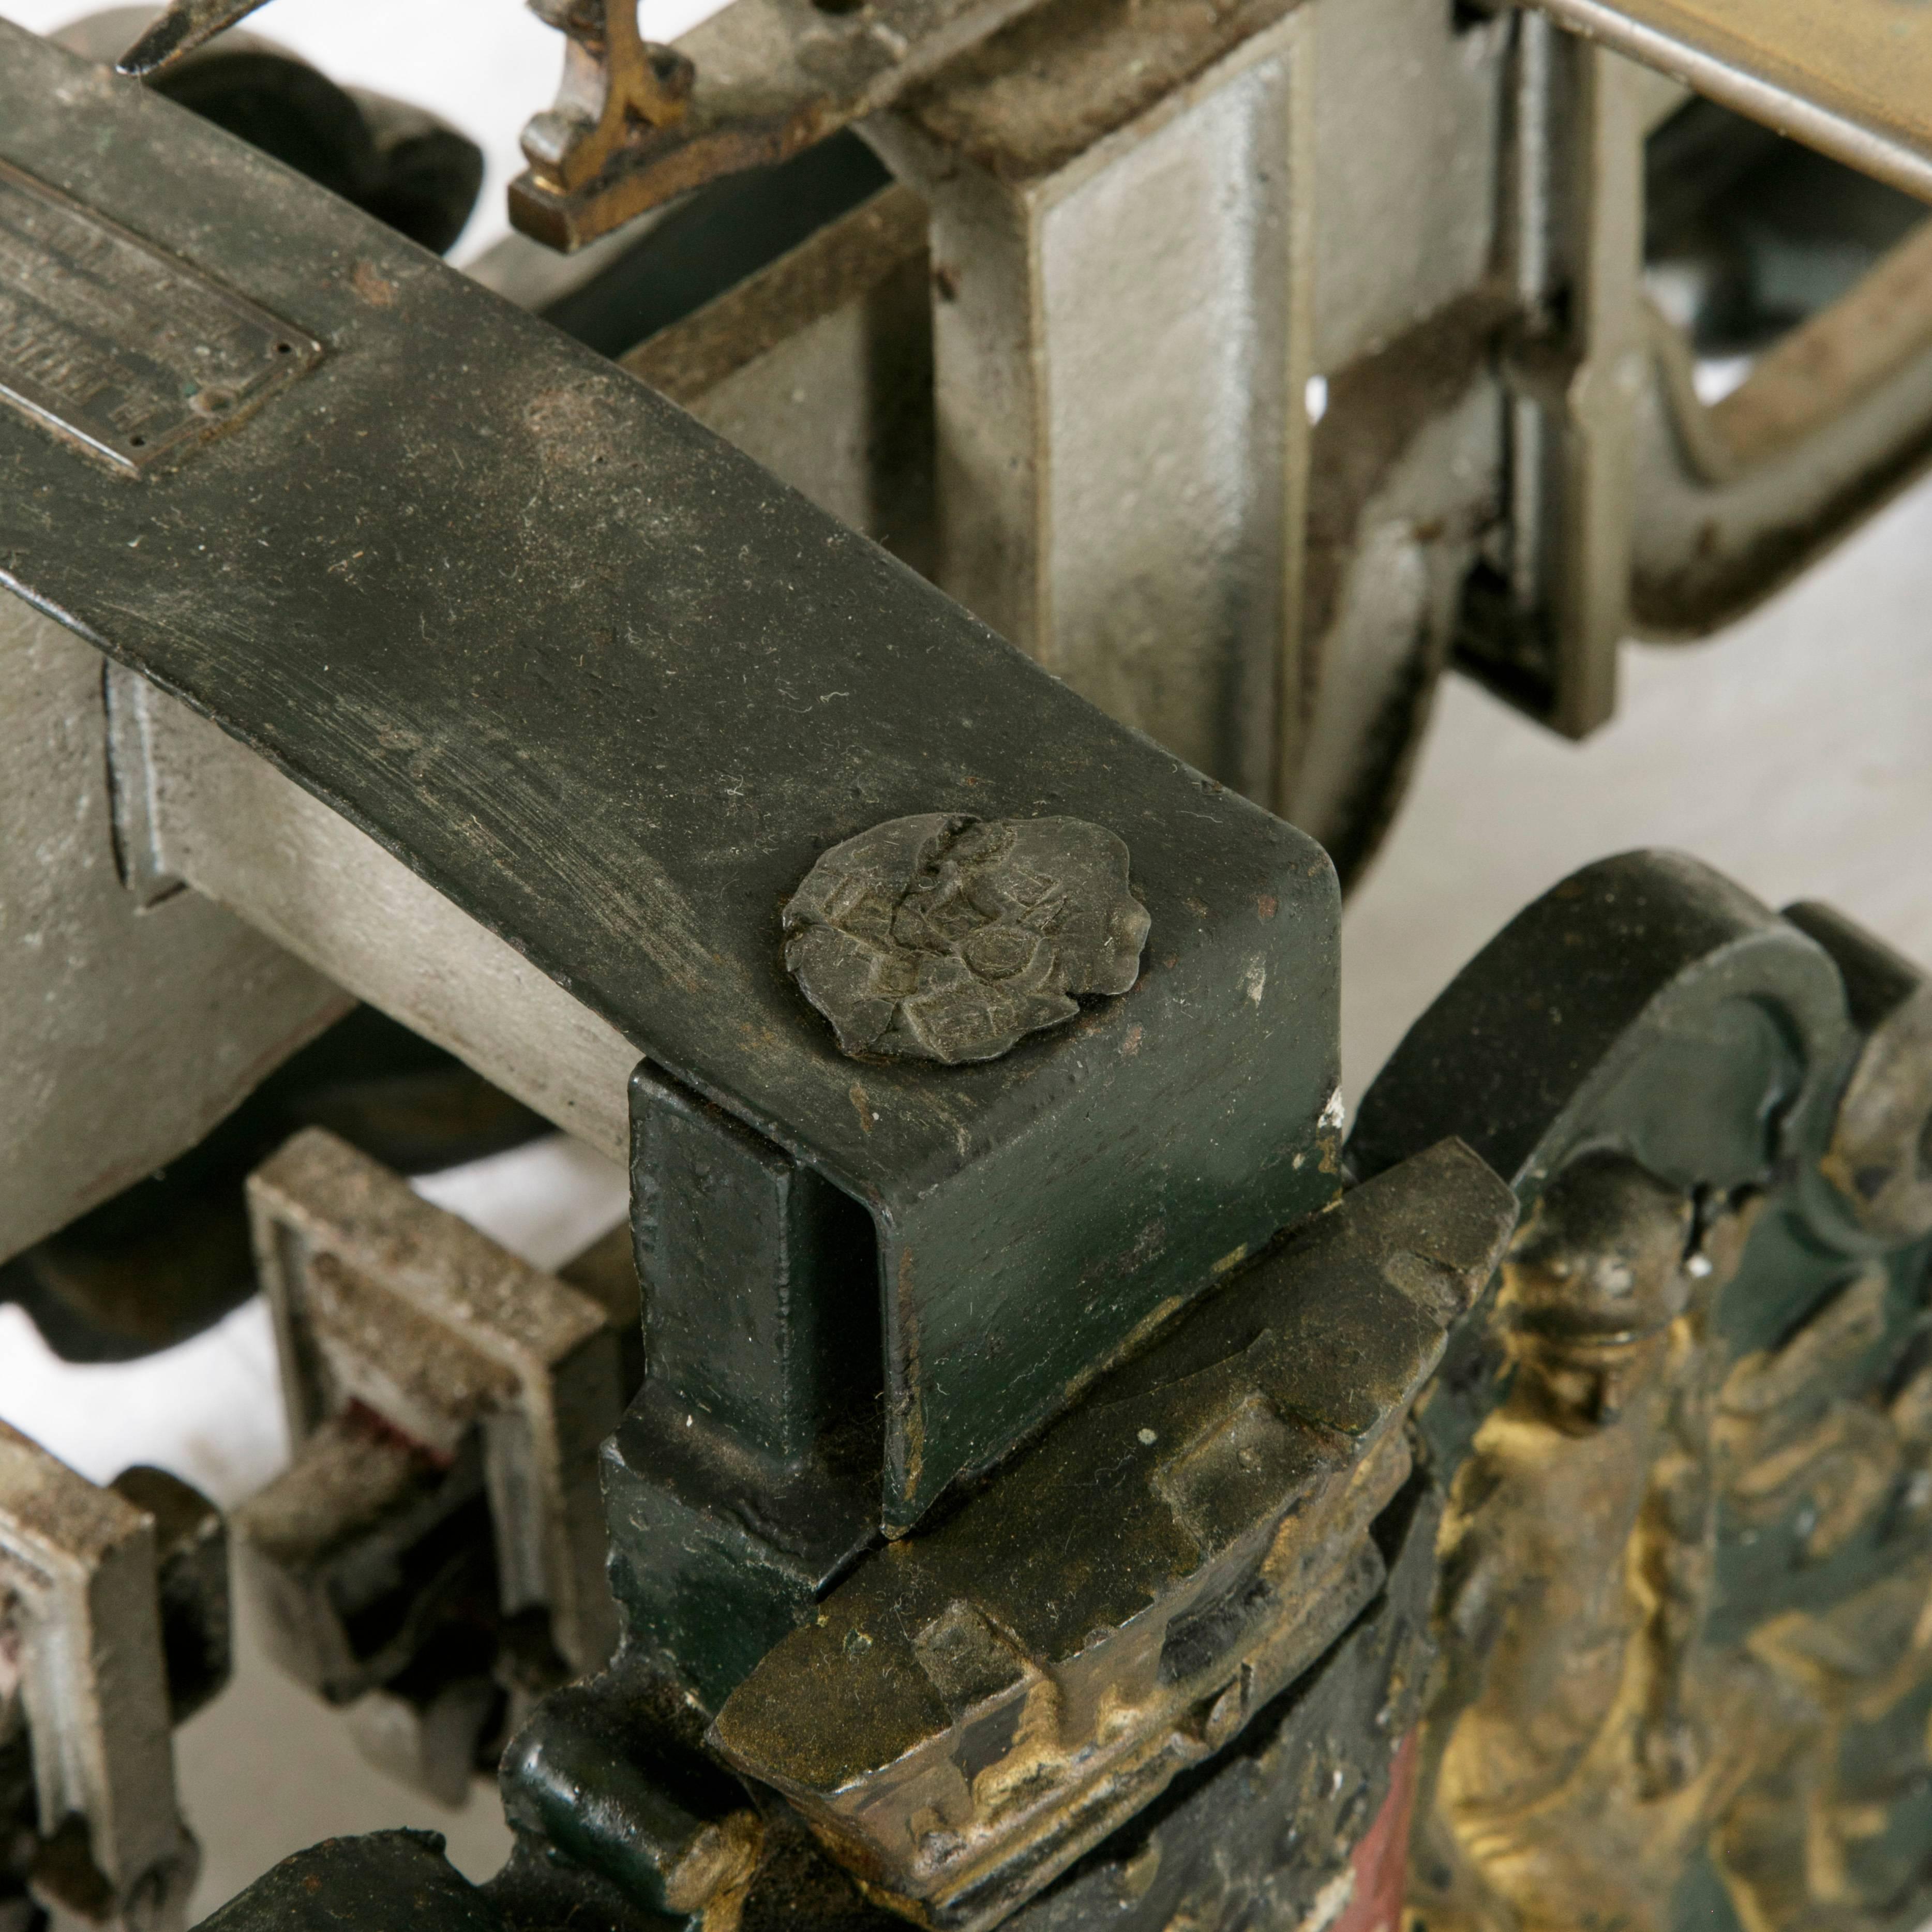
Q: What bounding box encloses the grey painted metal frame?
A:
[127,685,639,1164]
[869,0,1312,808]
[0,602,348,1268]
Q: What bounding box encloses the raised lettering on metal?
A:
[0,159,320,473]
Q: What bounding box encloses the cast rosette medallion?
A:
[781,814,1150,1065]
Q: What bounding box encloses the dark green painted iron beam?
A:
[0,24,1340,1532]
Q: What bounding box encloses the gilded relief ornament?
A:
[1413,1152,1766,1932]
[1411,1148,1932,1932]
[1344,863,1932,1932]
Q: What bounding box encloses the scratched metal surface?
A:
[0,25,1339,1530]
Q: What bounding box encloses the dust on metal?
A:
[710,1141,1517,1929]
[509,0,1045,249]
[0,160,320,474]
[0,1424,206,1932]
[242,1129,625,1698]
[782,814,1149,1065]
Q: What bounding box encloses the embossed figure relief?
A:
[1709,1270,1932,1932]
[1414,1152,1765,1932]
[1413,1161,1932,1932]
[1341,860,1932,1932]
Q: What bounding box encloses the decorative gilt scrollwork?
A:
[1353,854,1932,1932]
[1415,1153,1767,1932]
[1416,1155,1932,1932]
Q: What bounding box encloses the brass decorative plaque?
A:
[0,158,320,473]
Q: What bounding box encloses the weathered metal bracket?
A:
[709,1138,1515,1929]
[236,1128,626,1801]
[517,0,697,221]
[598,1065,881,1710]
[1456,19,1647,737]
[0,1429,220,1932]
[866,0,1313,810]
[509,0,1046,250]
[1464,9,1932,732]
[202,1477,1451,1932]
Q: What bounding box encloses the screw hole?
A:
[275,341,294,355]
[129,436,146,447]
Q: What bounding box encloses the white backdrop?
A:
[0,0,731,259]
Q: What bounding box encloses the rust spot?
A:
[1121,1023,1143,1057]
[1257,893,1278,920]
[342,1396,456,1470]
[1184,896,1208,918]
[349,260,396,308]
[849,1082,877,1134]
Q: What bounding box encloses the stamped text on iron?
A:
[0,159,321,473]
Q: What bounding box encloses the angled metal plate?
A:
[0,158,320,473]
[1533,0,1932,202]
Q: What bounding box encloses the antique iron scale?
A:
[1,3,1929,1930]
